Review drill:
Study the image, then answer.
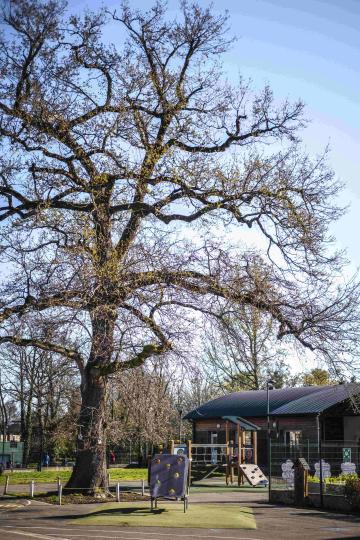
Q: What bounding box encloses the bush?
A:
[344,477,360,510]
[309,473,358,485]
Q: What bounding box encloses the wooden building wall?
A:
[192,415,319,443]
[192,415,320,469]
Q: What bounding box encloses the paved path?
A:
[0,493,360,540]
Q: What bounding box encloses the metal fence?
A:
[190,443,255,465]
[191,444,228,465]
[270,440,360,493]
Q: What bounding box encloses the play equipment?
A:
[149,454,190,512]
[169,416,261,486]
[239,464,268,487]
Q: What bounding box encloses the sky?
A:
[71,0,360,274]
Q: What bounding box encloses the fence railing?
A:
[270,441,360,495]
[2,475,148,505]
[190,443,255,465]
[191,444,228,465]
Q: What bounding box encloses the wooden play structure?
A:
[170,416,266,486]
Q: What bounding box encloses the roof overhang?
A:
[222,415,260,431]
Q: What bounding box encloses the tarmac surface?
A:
[1,484,360,540]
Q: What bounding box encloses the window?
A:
[284,431,302,446]
[323,417,343,441]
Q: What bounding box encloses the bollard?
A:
[116,481,120,502]
[4,475,9,495]
[57,476,61,490]
[29,480,34,498]
[141,479,145,496]
[58,483,62,506]
[107,472,110,488]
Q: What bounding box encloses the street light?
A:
[267,380,274,438]
[1,421,7,468]
[266,380,274,501]
[177,407,183,443]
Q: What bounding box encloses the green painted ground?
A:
[70,502,256,529]
[0,468,147,485]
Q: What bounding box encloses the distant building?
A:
[0,419,22,442]
[184,384,360,470]
[0,420,24,466]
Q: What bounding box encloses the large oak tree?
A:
[0,0,359,490]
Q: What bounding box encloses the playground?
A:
[1,439,360,538]
[1,447,359,539]
[1,484,360,540]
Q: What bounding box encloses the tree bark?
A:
[23,388,33,466]
[66,308,115,492]
[66,372,108,492]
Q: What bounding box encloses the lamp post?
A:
[266,380,274,502]
[0,369,7,466]
[177,407,183,443]
[1,421,6,467]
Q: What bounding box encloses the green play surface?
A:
[71,502,256,529]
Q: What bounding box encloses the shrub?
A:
[344,477,360,509]
[308,473,358,485]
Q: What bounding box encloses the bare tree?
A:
[108,364,175,458]
[0,0,359,490]
[2,338,77,465]
[204,305,288,391]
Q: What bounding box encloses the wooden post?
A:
[107,472,111,488]
[253,431,258,464]
[241,430,246,464]
[229,444,234,485]
[4,475,9,495]
[225,453,229,485]
[237,425,242,486]
[170,440,175,455]
[187,440,192,487]
[187,440,192,460]
[294,458,310,505]
[225,422,230,485]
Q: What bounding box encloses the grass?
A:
[0,467,147,485]
[71,502,256,529]
[2,490,147,505]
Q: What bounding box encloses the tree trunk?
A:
[66,307,115,493]
[67,191,116,492]
[66,371,108,492]
[22,427,32,467]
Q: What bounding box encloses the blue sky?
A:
[71,0,360,272]
[218,0,360,272]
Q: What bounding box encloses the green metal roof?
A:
[272,384,360,415]
[184,384,360,420]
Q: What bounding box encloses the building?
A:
[184,384,360,469]
[0,420,24,466]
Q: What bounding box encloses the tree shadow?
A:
[43,505,166,521]
[288,510,360,523]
